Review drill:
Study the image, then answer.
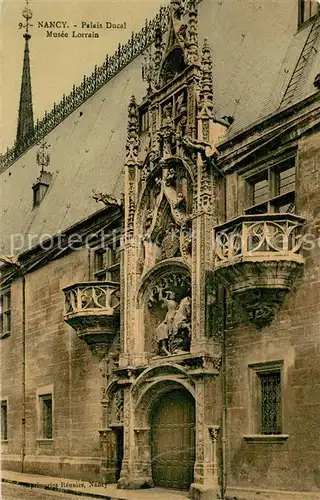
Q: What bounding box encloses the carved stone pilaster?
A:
[190,380,221,500]
[125,96,140,168]
[132,428,153,487]
[118,387,153,490]
[199,39,214,122]
[187,0,198,65]
[99,428,119,484]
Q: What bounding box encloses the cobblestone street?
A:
[2,483,105,500]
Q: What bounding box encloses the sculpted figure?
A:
[170,296,191,353]
[155,290,178,355]
[154,289,191,356]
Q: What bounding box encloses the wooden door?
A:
[151,389,195,490]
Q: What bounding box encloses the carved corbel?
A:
[208,425,220,442]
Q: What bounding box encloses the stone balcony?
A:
[213,213,305,328]
[63,281,120,345]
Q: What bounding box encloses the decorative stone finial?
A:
[142,47,154,95]
[170,0,183,20]
[154,26,163,79]
[199,39,214,119]
[125,96,140,167]
[187,0,198,65]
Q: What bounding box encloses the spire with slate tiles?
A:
[16,0,34,145]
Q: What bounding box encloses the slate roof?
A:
[1,0,319,256]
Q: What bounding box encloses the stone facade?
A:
[1,1,320,499]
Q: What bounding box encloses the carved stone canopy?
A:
[138,159,193,272]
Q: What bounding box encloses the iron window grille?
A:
[0,290,11,339]
[258,371,282,434]
[1,400,8,440]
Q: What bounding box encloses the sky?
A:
[0,0,166,153]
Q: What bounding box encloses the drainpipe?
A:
[220,172,228,499]
[221,286,227,499]
[21,275,26,473]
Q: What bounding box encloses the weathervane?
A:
[36,139,51,172]
[21,0,33,40]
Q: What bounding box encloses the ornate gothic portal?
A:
[99,1,230,498]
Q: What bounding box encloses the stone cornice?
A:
[0,205,122,285]
[217,92,320,172]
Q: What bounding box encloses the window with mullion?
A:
[1,400,8,440]
[246,158,296,215]
[0,290,11,338]
[93,245,119,282]
[299,0,319,25]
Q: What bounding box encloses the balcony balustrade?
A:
[213,213,305,328]
[63,281,120,345]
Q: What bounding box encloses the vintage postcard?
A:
[1,1,319,499]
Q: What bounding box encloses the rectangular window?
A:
[40,394,53,439]
[299,0,319,25]
[139,108,149,134]
[246,157,296,215]
[277,166,296,196]
[94,248,111,281]
[259,371,282,434]
[0,290,11,338]
[93,243,120,282]
[1,400,8,440]
[252,177,269,205]
[249,361,284,436]
[33,187,41,207]
[94,249,107,278]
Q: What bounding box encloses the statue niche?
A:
[148,274,191,356]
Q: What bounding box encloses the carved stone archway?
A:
[128,369,196,489]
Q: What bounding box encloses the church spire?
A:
[16,0,34,145]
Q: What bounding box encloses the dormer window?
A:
[299,0,319,25]
[32,171,52,208]
[33,141,52,207]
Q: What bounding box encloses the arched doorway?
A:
[151,388,195,490]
